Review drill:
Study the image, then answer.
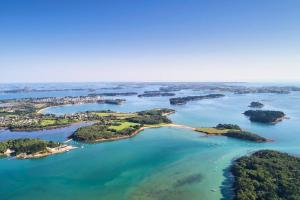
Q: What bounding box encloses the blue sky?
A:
[1,0,300,82]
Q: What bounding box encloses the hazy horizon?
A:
[1,0,300,83]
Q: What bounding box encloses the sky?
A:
[1,0,300,83]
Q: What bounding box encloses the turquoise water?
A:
[1,84,300,200]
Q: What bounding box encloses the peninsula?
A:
[231,150,300,200]
[0,138,75,159]
[169,94,225,105]
[69,108,175,142]
[243,110,286,124]
[195,124,268,142]
[0,95,125,114]
[0,96,126,131]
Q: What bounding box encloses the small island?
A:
[101,99,125,105]
[243,110,286,124]
[195,124,268,142]
[138,91,176,97]
[169,94,225,105]
[231,150,300,200]
[248,101,264,108]
[0,138,75,159]
[69,108,175,142]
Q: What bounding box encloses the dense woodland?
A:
[249,101,264,108]
[169,94,225,105]
[231,150,300,200]
[223,131,267,142]
[216,124,241,130]
[244,110,285,123]
[217,124,267,142]
[0,138,60,155]
[70,123,141,142]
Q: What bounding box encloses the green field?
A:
[40,119,56,126]
[39,118,77,127]
[109,121,140,131]
[93,112,138,119]
[195,127,234,134]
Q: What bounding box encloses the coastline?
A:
[37,104,74,114]
[8,121,96,132]
[16,145,77,159]
[93,127,146,143]
[37,103,93,114]
[37,107,47,114]
[92,123,195,143]
[195,127,271,142]
[0,145,77,159]
[271,116,288,124]
[9,124,71,132]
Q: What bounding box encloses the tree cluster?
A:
[232,150,300,200]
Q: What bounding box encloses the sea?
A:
[0,82,299,200]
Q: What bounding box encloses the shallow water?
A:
[1,83,300,200]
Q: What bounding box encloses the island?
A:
[102,99,125,105]
[169,94,225,105]
[0,138,75,159]
[243,110,286,124]
[195,124,268,142]
[138,91,176,97]
[231,150,300,200]
[69,108,175,142]
[248,101,264,108]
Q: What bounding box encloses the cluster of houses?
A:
[23,96,104,105]
[0,111,103,129]
[4,95,125,108]
[0,115,39,128]
[0,95,127,129]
